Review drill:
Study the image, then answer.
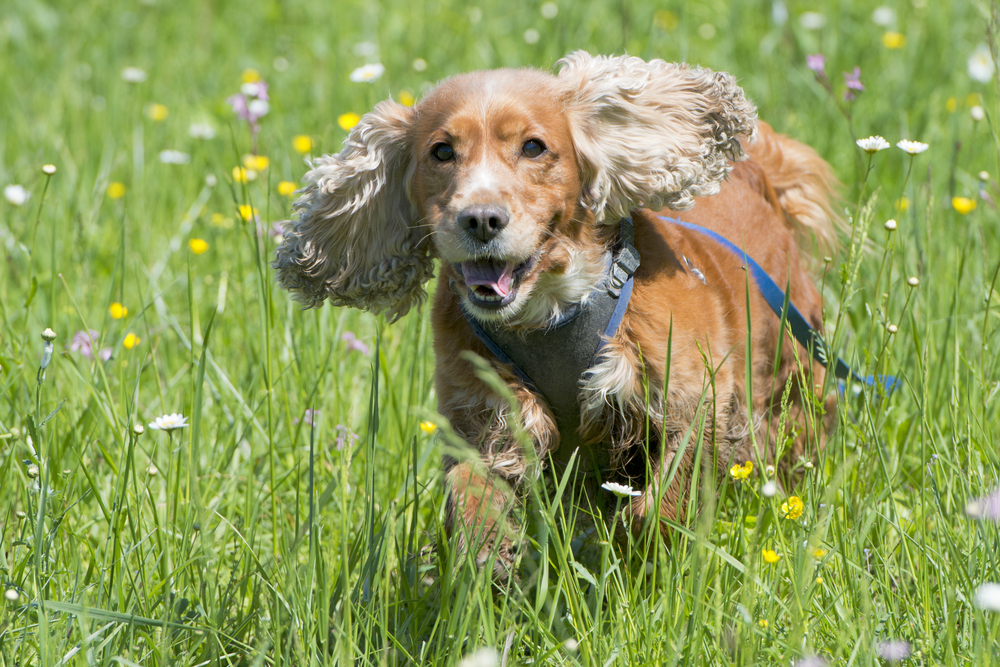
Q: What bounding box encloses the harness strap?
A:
[660,216,898,393]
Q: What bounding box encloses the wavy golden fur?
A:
[274,52,839,578]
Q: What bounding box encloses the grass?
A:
[1,0,999,664]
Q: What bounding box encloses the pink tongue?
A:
[461,259,515,297]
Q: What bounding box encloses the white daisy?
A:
[872,7,896,26]
[121,66,148,83]
[762,481,778,497]
[4,184,29,206]
[158,150,191,164]
[896,140,929,155]
[601,481,642,497]
[798,12,826,30]
[975,583,1000,612]
[971,106,985,122]
[969,44,996,83]
[857,136,890,153]
[349,63,385,83]
[457,648,498,667]
[148,413,189,431]
[189,122,217,139]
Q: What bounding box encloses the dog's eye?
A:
[522,139,545,158]
[431,143,455,162]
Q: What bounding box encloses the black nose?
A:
[458,205,509,243]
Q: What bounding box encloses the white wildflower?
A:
[896,140,929,155]
[601,481,641,497]
[872,7,896,26]
[121,66,148,83]
[541,2,558,19]
[971,106,985,122]
[148,413,189,431]
[247,99,269,118]
[974,583,1000,612]
[42,164,56,175]
[799,12,826,29]
[857,136,890,153]
[349,63,385,83]
[969,44,996,83]
[457,648,498,667]
[4,589,18,602]
[907,277,919,287]
[189,122,217,139]
[158,150,191,164]
[762,481,778,497]
[884,219,897,231]
[523,28,540,44]
[4,184,29,206]
[412,58,428,72]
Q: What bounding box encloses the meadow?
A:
[1,0,998,664]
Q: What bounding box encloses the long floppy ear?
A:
[557,51,758,222]
[273,100,433,321]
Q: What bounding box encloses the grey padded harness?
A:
[459,217,640,442]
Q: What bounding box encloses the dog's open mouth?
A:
[459,256,536,310]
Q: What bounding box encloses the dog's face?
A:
[273,52,757,322]
[410,70,593,321]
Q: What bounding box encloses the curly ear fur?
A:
[557,51,758,222]
[273,100,433,321]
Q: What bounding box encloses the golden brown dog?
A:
[274,52,838,576]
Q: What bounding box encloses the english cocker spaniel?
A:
[275,52,838,576]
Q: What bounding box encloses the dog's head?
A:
[274,52,757,323]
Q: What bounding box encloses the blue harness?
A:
[460,215,897,436]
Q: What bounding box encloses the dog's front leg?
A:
[442,370,558,579]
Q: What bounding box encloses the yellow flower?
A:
[399,90,416,107]
[946,97,958,113]
[419,421,437,434]
[729,460,753,481]
[815,576,824,585]
[123,332,140,349]
[239,204,258,220]
[762,548,781,564]
[952,197,977,215]
[338,113,361,131]
[895,196,909,212]
[242,154,270,171]
[278,181,297,197]
[781,495,804,520]
[241,68,261,83]
[109,302,128,319]
[210,212,234,229]
[882,32,905,49]
[232,166,257,183]
[812,548,828,558]
[292,135,314,154]
[189,238,209,255]
[653,9,679,31]
[107,182,126,199]
[145,103,169,122]
[757,619,769,629]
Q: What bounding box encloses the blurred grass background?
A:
[1,0,998,665]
